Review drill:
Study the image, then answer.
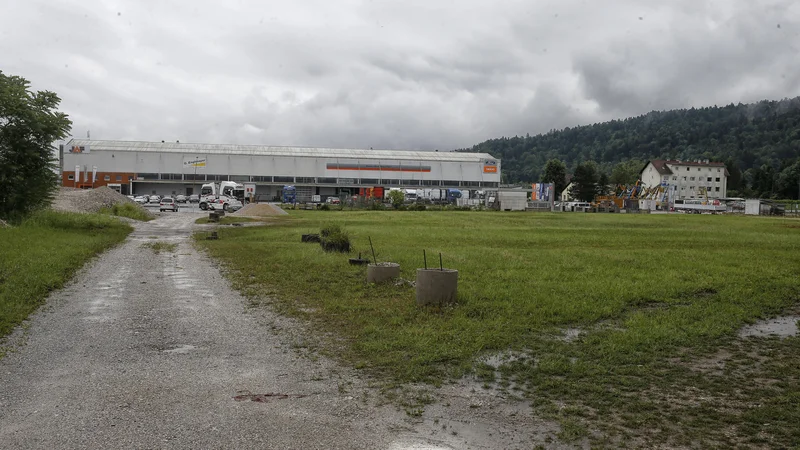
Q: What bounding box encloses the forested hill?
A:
[461,97,800,197]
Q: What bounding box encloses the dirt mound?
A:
[51,186,153,217]
[231,203,287,217]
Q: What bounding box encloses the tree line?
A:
[460,97,800,199]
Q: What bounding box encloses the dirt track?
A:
[0,212,547,449]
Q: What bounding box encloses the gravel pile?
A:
[51,186,153,217]
[230,203,287,217]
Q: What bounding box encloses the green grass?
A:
[194,216,259,225]
[196,211,800,446]
[98,202,154,221]
[0,210,132,340]
[141,241,178,253]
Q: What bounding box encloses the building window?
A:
[104,175,110,181]
[681,186,685,190]
[274,176,294,183]
[715,178,720,182]
[127,176,133,181]
[67,174,74,180]
[697,168,701,171]
[116,175,122,181]
[296,177,315,184]
[672,176,677,180]
[718,169,721,172]
[690,177,695,181]
[682,176,687,181]
[686,167,690,171]
[715,187,720,192]
[706,177,711,182]
[689,186,695,190]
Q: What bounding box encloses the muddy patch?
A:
[738,315,800,339]
[233,390,308,402]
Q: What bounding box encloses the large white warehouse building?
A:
[61,139,501,201]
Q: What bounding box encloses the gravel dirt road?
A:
[0,212,547,449]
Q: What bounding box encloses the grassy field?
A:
[0,211,132,341]
[98,202,154,221]
[194,216,260,225]
[196,211,800,447]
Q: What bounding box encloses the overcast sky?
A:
[2,0,799,150]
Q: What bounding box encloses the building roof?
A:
[648,160,674,175]
[65,139,497,163]
[644,159,729,176]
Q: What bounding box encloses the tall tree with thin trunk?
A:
[569,161,600,202]
[0,71,71,222]
[542,159,567,195]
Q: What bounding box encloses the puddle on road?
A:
[387,443,454,450]
[233,391,308,402]
[162,344,197,354]
[739,315,800,338]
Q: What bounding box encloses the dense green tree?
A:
[569,161,599,202]
[541,159,567,195]
[388,189,405,208]
[775,161,800,199]
[459,97,800,196]
[610,159,644,185]
[0,71,71,221]
[597,172,610,196]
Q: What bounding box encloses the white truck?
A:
[199,181,244,211]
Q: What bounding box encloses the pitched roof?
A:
[643,159,729,177]
[649,160,673,175]
[664,160,726,167]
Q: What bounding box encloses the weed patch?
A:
[98,202,153,221]
[0,211,131,339]
[197,211,800,446]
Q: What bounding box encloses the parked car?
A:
[326,196,341,204]
[188,194,200,203]
[227,199,243,212]
[159,197,178,212]
[126,195,135,201]
[134,196,148,204]
[175,194,187,203]
[149,195,161,203]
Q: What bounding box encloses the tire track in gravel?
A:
[0,212,546,449]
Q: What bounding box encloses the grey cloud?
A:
[573,0,800,117]
[2,0,799,151]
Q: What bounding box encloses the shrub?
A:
[321,223,343,238]
[318,203,330,211]
[320,224,351,253]
[409,203,427,211]
[99,202,153,221]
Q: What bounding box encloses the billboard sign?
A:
[69,144,90,153]
[531,183,554,202]
[483,159,498,173]
[183,157,207,168]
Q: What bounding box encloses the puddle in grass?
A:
[738,315,800,339]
